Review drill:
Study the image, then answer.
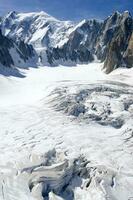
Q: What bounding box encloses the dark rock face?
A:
[46,20,101,64]
[103,11,133,73]
[17,41,35,62]
[103,39,122,73]
[46,11,133,72]
[46,45,94,64]
[0,30,36,68]
[124,33,133,68]
[0,30,14,67]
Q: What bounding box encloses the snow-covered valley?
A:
[0,63,133,200]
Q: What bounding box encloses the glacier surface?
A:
[0,63,133,200]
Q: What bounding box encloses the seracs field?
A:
[0,63,133,200]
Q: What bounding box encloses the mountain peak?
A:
[15,11,59,22]
[5,11,17,19]
[108,10,132,20]
[0,10,132,72]
[122,10,132,18]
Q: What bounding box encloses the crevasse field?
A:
[0,63,133,200]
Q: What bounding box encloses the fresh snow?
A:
[0,63,133,200]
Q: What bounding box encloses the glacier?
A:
[0,63,133,200]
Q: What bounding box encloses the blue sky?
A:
[0,0,133,21]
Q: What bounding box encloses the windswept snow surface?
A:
[0,63,133,200]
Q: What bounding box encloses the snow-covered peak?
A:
[0,10,132,69]
[5,11,17,19]
[16,11,58,22]
[4,10,57,22]
[0,11,74,49]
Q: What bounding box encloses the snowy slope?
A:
[0,63,133,200]
[0,11,74,49]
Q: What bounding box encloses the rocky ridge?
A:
[0,10,133,73]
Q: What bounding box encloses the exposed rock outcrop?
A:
[124,33,133,68]
[46,19,101,64]
[0,29,37,69]
[103,11,133,73]
[0,30,14,67]
[46,11,133,71]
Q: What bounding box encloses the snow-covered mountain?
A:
[1,10,133,200]
[0,11,73,48]
[0,10,133,72]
